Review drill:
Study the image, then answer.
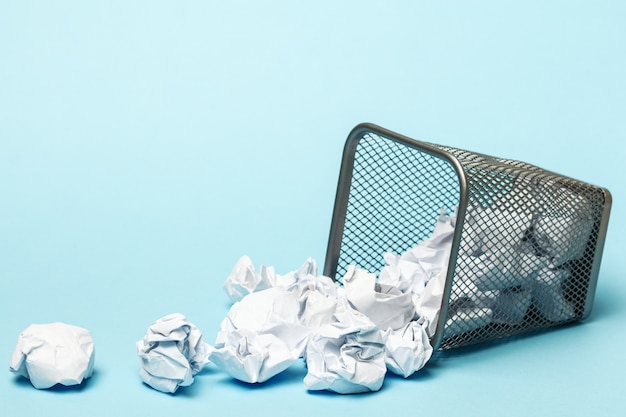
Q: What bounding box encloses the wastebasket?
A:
[324,123,612,350]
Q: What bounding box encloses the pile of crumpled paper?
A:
[207,208,456,394]
[136,208,457,394]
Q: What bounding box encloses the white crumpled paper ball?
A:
[343,265,415,331]
[137,313,211,393]
[223,256,273,303]
[303,306,387,394]
[382,320,433,378]
[210,327,300,384]
[9,322,95,389]
[210,287,312,383]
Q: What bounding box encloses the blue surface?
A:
[1,1,624,416]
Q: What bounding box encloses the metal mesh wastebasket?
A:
[324,123,612,350]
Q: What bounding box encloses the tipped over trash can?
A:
[324,123,611,350]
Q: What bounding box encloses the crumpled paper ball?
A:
[209,287,312,383]
[10,322,95,389]
[532,267,575,322]
[222,256,324,304]
[210,327,300,384]
[343,265,415,331]
[223,256,273,303]
[222,257,342,332]
[303,306,387,394]
[378,208,456,321]
[137,313,211,393]
[382,320,433,378]
[296,277,340,330]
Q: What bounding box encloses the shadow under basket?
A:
[323,123,612,351]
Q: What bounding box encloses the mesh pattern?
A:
[334,133,460,280]
[327,126,610,350]
[439,150,606,349]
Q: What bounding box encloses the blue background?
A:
[1,1,624,416]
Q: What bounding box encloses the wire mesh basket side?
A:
[437,147,611,349]
[324,130,462,283]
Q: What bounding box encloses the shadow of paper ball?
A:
[305,383,388,397]
[384,366,437,383]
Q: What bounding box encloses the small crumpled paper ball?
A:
[9,322,95,389]
[209,287,312,384]
[304,306,387,394]
[382,320,433,378]
[137,313,211,393]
